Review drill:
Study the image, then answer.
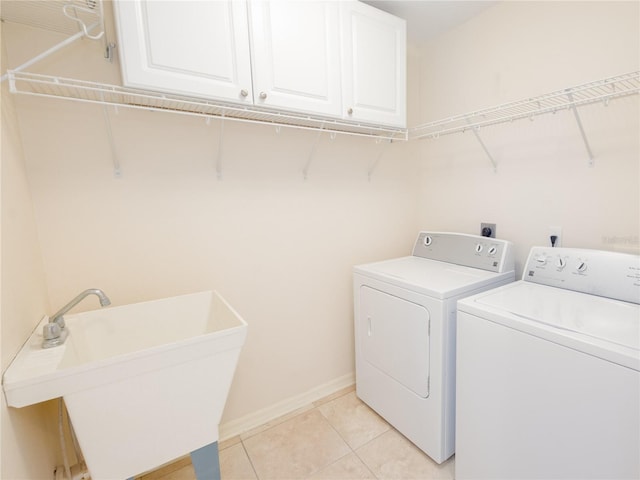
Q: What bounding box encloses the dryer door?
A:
[359,286,430,398]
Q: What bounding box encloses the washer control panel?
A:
[524,247,640,304]
[412,231,514,273]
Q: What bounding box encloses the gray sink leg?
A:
[125,442,220,480]
[190,441,221,480]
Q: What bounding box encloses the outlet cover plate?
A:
[481,223,496,238]
[549,226,562,247]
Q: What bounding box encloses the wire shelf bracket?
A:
[101,104,121,178]
[465,118,498,172]
[303,123,326,180]
[205,116,225,179]
[0,28,88,84]
[216,116,225,180]
[566,90,595,166]
[367,138,394,181]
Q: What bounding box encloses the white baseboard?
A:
[219,373,355,441]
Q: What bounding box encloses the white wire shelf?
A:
[6,71,408,141]
[409,71,640,140]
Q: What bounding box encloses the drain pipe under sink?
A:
[55,399,90,480]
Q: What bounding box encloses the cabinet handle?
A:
[259,92,267,100]
[347,108,353,115]
[240,89,248,97]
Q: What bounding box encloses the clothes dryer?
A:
[353,231,515,463]
[456,246,640,479]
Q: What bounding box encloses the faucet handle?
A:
[42,322,68,348]
[43,322,61,341]
[43,322,61,340]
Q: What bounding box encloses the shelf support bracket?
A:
[216,116,225,180]
[368,139,393,181]
[101,104,122,178]
[303,123,325,180]
[566,91,595,167]
[465,118,497,172]
[0,26,93,83]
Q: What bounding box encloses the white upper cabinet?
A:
[113,0,406,128]
[248,1,342,117]
[114,0,253,104]
[340,1,407,128]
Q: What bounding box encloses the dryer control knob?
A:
[488,246,498,256]
[475,243,483,253]
[423,235,433,247]
[576,260,588,273]
[536,254,547,265]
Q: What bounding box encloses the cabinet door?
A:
[341,1,406,127]
[249,1,342,117]
[114,0,253,104]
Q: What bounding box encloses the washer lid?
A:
[458,281,640,370]
[354,256,515,299]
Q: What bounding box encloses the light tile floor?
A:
[138,386,455,480]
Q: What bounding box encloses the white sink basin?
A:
[2,290,247,479]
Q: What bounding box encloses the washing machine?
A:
[353,231,515,463]
[456,246,640,479]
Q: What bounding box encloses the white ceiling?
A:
[0,1,499,46]
[363,1,498,44]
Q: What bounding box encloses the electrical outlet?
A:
[481,223,496,238]
[549,226,562,247]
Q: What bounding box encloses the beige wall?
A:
[416,1,640,272]
[1,21,57,480]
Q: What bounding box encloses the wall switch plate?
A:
[549,226,562,247]
[481,223,496,238]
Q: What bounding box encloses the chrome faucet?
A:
[43,288,111,348]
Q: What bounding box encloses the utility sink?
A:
[2,290,247,480]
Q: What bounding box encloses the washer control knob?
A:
[475,243,483,253]
[423,235,433,247]
[488,245,498,256]
[576,260,588,273]
[556,257,567,270]
[536,254,547,265]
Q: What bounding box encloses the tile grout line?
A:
[239,439,261,480]
[303,406,353,480]
[309,391,390,480]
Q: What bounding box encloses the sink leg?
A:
[190,441,221,480]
